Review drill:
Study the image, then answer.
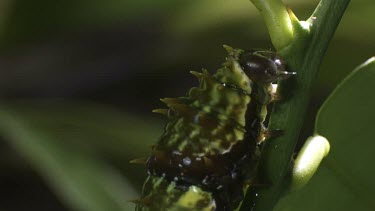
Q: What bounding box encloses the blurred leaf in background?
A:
[0,102,138,211]
[0,0,373,210]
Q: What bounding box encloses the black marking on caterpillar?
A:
[134,45,296,211]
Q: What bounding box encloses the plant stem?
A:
[250,0,294,50]
[240,0,351,210]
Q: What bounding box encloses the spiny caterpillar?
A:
[133,45,295,211]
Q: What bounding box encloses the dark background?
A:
[0,0,373,210]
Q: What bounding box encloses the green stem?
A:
[240,0,350,210]
[250,0,294,50]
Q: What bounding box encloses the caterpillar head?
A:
[239,50,296,83]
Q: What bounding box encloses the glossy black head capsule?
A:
[239,50,295,83]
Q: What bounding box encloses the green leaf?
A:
[0,101,162,211]
[274,57,375,211]
[2,101,162,160]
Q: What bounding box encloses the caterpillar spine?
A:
[135,45,295,211]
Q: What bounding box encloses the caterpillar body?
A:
[135,46,295,211]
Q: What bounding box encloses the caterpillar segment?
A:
[135,45,294,211]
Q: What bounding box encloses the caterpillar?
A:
[134,45,295,211]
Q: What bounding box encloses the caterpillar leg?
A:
[270,92,282,102]
[263,129,284,139]
[258,129,284,144]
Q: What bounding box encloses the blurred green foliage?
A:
[275,58,375,211]
[0,0,373,210]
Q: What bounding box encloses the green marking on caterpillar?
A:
[136,45,296,210]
